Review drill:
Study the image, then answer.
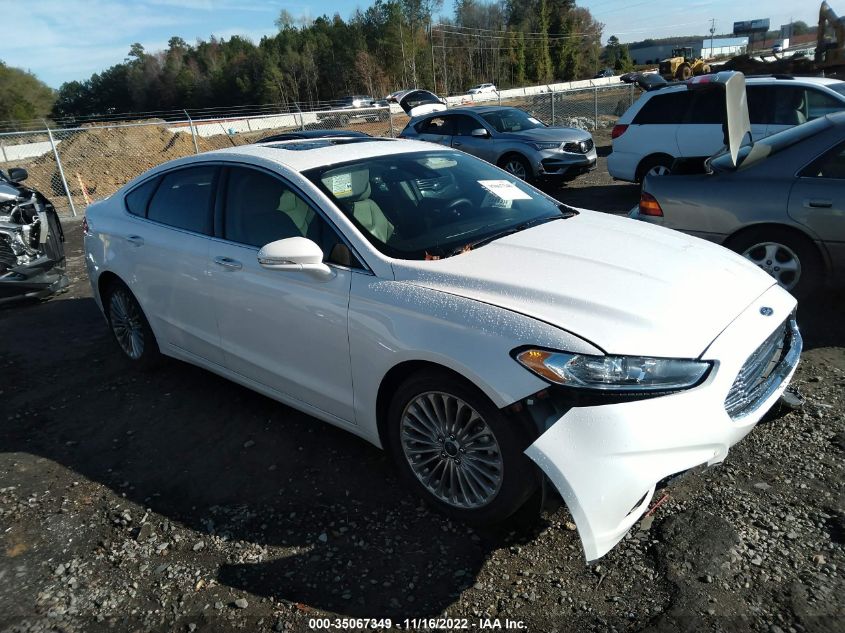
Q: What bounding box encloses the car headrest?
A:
[322,168,371,202]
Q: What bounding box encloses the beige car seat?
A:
[323,168,394,243]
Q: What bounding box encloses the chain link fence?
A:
[0,83,637,216]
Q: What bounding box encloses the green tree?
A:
[0,61,56,123]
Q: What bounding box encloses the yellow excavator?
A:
[659,47,711,80]
[817,1,845,73]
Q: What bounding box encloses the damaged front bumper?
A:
[523,285,800,561]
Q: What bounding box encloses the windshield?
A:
[480,108,546,133]
[304,151,570,260]
[710,115,833,172]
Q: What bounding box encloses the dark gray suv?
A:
[399,106,597,182]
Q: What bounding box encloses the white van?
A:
[608,75,845,182]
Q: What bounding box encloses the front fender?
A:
[348,275,601,447]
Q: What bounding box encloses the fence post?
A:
[45,126,77,218]
[295,103,305,131]
[594,88,599,131]
[183,110,200,155]
[550,90,555,125]
[389,108,395,138]
[630,82,635,106]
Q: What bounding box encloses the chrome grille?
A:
[563,139,594,154]
[725,317,801,420]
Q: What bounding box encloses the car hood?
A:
[398,90,447,117]
[506,127,590,143]
[391,210,775,358]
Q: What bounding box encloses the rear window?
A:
[711,116,833,172]
[147,166,217,234]
[632,91,692,124]
[124,177,159,217]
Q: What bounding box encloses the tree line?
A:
[1,0,608,125]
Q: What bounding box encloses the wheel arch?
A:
[723,222,832,274]
[96,270,124,305]
[497,151,534,178]
[375,360,505,451]
[635,153,675,183]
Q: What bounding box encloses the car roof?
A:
[196,137,443,173]
[647,75,845,98]
[428,106,515,116]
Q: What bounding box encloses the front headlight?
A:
[532,142,561,151]
[515,349,711,391]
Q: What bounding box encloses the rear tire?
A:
[636,155,674,183]
[677,63,692,80]
[724,227,823,300]
[103,280,162,369]
[386,370,538,525]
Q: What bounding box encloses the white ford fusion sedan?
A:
[84,136,801,561]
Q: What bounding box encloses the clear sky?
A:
[0,0,818,89]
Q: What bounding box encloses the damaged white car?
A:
[1,167,68,303]
[84,99,800,560]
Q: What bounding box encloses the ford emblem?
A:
[760,306,774,316]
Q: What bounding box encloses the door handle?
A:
[125,235,144,247]
[806,199,833,208]
[453,141,462,147]
[213,256,242,271]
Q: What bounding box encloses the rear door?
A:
[128,165,223,365]
[788,140,845,247]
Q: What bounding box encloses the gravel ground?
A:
[0,166,843,633]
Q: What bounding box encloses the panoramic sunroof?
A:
[265,138,390,151]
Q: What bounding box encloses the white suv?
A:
[608,76,845,182]
[467,83,498,95]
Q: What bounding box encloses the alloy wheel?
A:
[647,164,671,177]
[400,391,504,509]
[503,159,528,180]
[109,288,145,360]
[741,241,801,291]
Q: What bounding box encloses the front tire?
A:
[104,281,161,369]
[724,227,823,299]
[386,370,538,525]
[499,154,533,182]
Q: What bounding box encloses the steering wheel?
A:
[444,197,473,216]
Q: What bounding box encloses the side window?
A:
[146,166,216,233]
[632,91,692,125]
[686,90,726,124]
[415,116,453,135]
[770,87,808,126]
[125,177,160,217]
[806,143,845,179]
[806,88,844,120]
[453,115,482,136]
[223,168,346,260]
[746,86,769,125]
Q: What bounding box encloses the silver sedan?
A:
[631,112,845,299]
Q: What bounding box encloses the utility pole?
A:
[709,18,716,57]
[430,16,437,93]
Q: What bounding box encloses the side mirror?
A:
[257,237,333,278]
[471,128,490,138]
[8,167,28,183]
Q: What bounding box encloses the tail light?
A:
[611,124,628,140]
[639,192,663,217]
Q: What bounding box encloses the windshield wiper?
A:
[449,214,565,256]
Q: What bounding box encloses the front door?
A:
[450,114,498,163]
[208,165,356,423]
